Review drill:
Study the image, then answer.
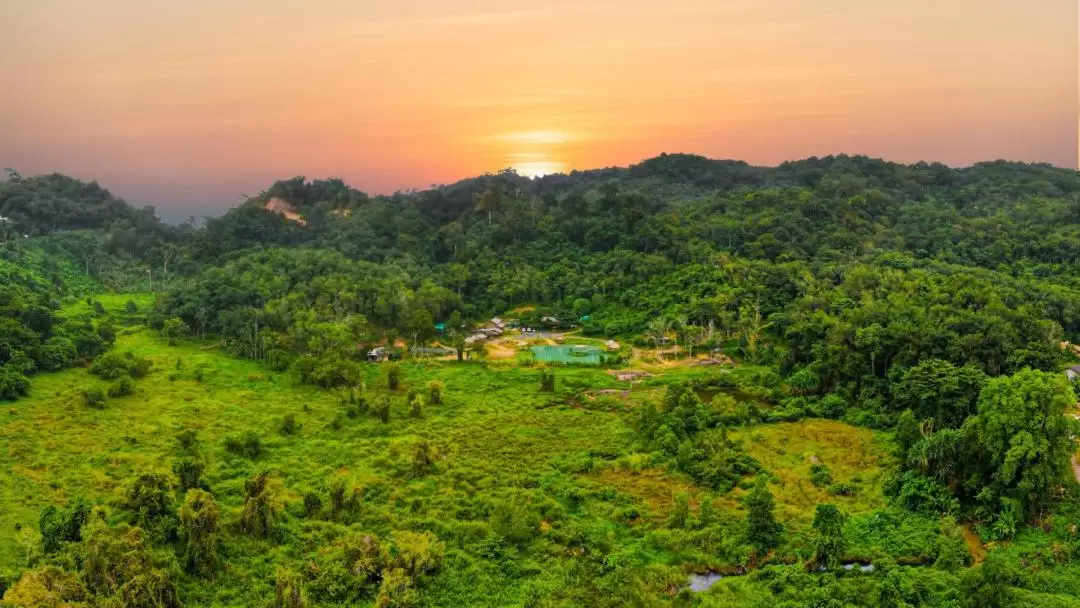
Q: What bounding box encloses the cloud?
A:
[335,8,558,37]
[416,9,553,26]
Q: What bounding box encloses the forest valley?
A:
[2,154,1080,606]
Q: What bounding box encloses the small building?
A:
[541,316,560,326]
[367,347,389,362]
[1066,365,1080,380]
[464,333,488,345]
[605,340,620,351]
[434,322,446,332]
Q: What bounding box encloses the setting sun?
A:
[511,160,566,178]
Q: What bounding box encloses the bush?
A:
[373,396,391,424]
[223,431,263,458]
[97,320,117,345]
[427,380,445,405]
[280,413,299,435]
[813,394,847,419]
[387,364,401,390]
[173,457,205,492]
[176,429,199,454]
[0,366,30,401]
[266,348,293,372]
[38,337,77,371]
[107,375,136,397]
[292,355,360,388]
[303,492,322,517]
[90,350,151,380]
[809,463,833,488]
[92,300,106,315]
[162,317,189,346]
[39,499,90,554]
[83,386,107,408]
[125,300,139,314]
[828,483,856,496]
[408,392,424,419]
[540,369,556,392]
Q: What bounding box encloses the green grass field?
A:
[1,298,910,605]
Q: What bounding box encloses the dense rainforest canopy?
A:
[3,154,1080,607]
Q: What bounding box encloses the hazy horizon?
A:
[2,0,1077,220]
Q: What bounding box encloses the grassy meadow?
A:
[0,295,918,605]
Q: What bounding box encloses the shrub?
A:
[303,492,322,517]
[122,471,174,525]
[38,337,77,371]
[176,429,199,454]
[280,413,299,436]
[107,374,136,397]
[125,300,139,314]
[240,471,283,539]
[162,317,188,346]
[0,366,31,401]
[83,386,107,408]
[813,394,847,419]
[408,392,423,419]
[540,369,555,392]
[292,355,360,388]
[373,396,391,424]
[90,350,151,380]
[427,380,444,405]
[411,440,434,477]
[809,463,833,488]
[266,348,292,372]
[177,489,220,576]
[39,499,90,554]
[828,483,856,497]
[173,457,205,492]
[223,431,263,458]
[97,321,116,345]
[92,300,106,315]
[387,364,401,390]
[668,492,690,529]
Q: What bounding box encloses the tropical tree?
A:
[745,474,782,554]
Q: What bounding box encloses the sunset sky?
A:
[1,0,1077,218]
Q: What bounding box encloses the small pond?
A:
[688,573,724,592]
[530,344,605,365]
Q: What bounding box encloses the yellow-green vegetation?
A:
[1,325,657,605]
[729,420,891,523]
[56,292,156,322]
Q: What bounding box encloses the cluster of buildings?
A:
[466,317,516,345]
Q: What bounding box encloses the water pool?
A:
[530,344,604,364]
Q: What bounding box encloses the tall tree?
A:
[745,474,782,555]
[811,504,846,570]
[970,369,1076,521]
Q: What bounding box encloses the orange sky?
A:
[1,0,1077,216]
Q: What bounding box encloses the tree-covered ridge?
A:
[0,172,140,235]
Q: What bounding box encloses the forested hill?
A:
[177,154,1080,333]
[200,154,1080,272]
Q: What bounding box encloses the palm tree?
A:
[647,317,672,359]
[672,314,688,356]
